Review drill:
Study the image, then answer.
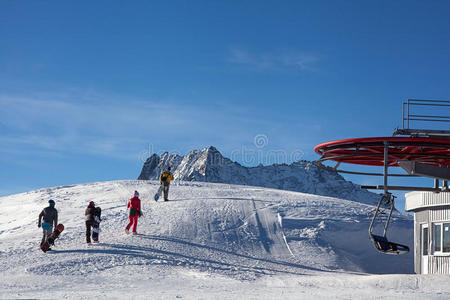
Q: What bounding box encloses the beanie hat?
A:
[89,201,95,207]
[134,190,139,197]
[48,200,55,206]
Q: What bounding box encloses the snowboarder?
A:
[38,199,58,250]
[159,167,174,201]
[85,202,101,243]
[125,191,142,235]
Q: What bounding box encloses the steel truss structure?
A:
[314,100,450,255]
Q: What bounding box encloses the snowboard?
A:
[154,185,163,201]
[40,223,64,253]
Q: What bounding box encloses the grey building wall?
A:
[413,207,450,274]
[429,256,450,274]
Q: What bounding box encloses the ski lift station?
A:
[402,100,450,274]
[405,191,450,274]
[315,99,450,274]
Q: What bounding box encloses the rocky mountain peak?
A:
[138,146,382,205]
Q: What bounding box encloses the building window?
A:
[432,223,450,254]
[444,224,450,252]
[434,223,441,252]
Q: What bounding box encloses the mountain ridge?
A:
[138,146,382,206]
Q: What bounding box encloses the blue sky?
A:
[1,1,450,210]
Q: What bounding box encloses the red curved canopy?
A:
[314,137,450,167]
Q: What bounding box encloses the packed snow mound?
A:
[0,180,412,282]
[138,146,383,206]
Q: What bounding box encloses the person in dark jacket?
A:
[125,191,142,235]
[38,200,58,249]
[85,201,97,244]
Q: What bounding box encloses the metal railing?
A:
[403,99,450,129]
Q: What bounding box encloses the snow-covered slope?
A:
[0,180,434,299]
[138,146,382,206]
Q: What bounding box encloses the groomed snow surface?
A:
[1,180,449,299]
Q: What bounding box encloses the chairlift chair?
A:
[368,193,409,255]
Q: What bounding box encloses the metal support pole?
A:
[407,99,410,129]
[402,102,405,129]
[381,141,394,237]
[384,142,389,195]
[333,161,341,171]
[369,195,384,236]
[435,178,440,189]
[384,195,394,237]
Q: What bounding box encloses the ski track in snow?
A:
[1,180,449,299]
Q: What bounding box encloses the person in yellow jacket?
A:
[160,167,174,201]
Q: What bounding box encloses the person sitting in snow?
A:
[159,167,174,201]
[38,199,58,249]
[85,201,101,244]
[125,191,142,235]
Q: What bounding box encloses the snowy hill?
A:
[138,146,382,206]
[1,180,440,299]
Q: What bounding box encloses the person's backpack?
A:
[161,172,168,182]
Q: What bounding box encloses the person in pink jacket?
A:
[125,191,142,235]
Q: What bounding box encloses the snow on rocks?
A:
[138,146,383,206]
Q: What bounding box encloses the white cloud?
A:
[0,94,278,160]
[0,89,324,166]
[228,47,321,72]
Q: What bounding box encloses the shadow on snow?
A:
[52,233,333,277]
